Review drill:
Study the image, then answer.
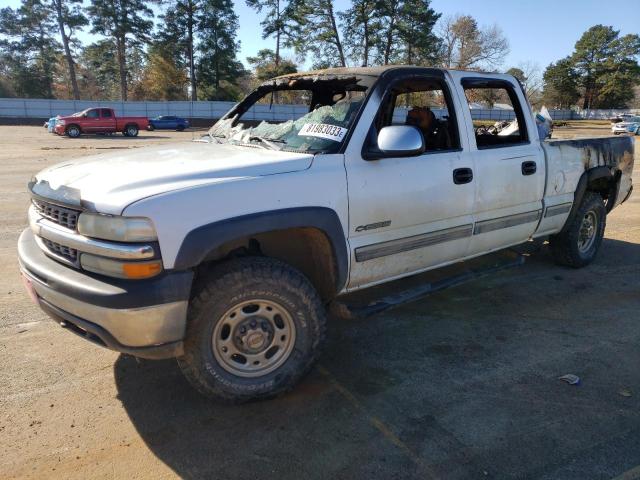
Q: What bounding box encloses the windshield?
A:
[208,79,371,154]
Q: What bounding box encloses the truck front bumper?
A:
[18,229,193,359]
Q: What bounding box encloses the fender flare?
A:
[562,166,614,233]
[173,207,349,292]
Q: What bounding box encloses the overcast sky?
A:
[3,0,639,71]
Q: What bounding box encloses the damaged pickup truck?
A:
[19,66,634,402]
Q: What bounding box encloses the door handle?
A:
[453,168,473,185]
[521,161,537,175]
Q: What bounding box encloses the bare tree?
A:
[506,61,543,105]
[438,14,509,71]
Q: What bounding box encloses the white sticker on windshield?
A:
[298,123,347,142]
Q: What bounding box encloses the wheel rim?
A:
[127,127,136,136]
[578,210,598,253]
[212,299,296,378]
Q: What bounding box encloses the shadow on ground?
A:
[115,239,640,480]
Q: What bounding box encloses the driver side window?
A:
[367,78,461,157]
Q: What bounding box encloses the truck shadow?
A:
[114,237,640,480]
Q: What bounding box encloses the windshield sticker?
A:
[298,123,347,142]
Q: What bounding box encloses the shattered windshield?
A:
[208,79,370,154]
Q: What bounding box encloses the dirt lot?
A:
[1,124,639,479]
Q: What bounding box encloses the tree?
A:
[438,14,509,70]
[246,0,300,69]
[541,58,580,108]
[395,0,440,65]
[137,45,188,100]
[87,0,157,101]
[0,1,59,98]
[339,0,382,67]
[197,0,245,100]
[288,0,346,68]
[572,25,640,109]
[51,0,87,100]
[506,62,543,106]
[78,40,120,99]
[247,48,297,80]
[160,0,199,101]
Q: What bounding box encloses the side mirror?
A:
[377,125,425,157]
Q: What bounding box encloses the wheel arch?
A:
[173,207,349,300]
[562,166,619,234]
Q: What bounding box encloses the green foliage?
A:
[0,0,60,98]
[339,0,382,67]
[246,49,297,80]
[196,0,245,100]
[87,0,157,100]
[395,0,440,65]
[542,58,580,108]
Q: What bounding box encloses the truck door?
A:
[100,109,116,132]
[344,73,476,289]
[456,76,545,255]
[83,108,101,132]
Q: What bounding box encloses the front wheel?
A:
[66,125,81,138]
[549,192,606,268]
[177,257,327,402]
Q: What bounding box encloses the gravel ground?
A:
[0,125,639,480]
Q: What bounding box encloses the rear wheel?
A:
[177,125,185,132]
[178,257,327,402]
[549,192,606,268]
[66,125,81,138]
[124,124,139,137]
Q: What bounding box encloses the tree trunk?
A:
[187,0,196,101]
[275,0,281,68]
[52,0,80,100]
[383,1,397,65]
[362,5,369,66]
[327,1,346,67]
[116,36,127,101]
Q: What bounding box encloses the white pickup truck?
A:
[19,66,634,402]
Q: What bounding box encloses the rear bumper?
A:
[18,229,193,359]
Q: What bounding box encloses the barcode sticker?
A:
[298,123,347,142]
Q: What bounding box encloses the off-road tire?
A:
[66,125,81,138]
[549,191,606,268]
[177,257,327,403]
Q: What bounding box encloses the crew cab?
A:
[54,108,149,138]
[19,66,634,402]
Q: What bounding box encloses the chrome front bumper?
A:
[18,229,193,359]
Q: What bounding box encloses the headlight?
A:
[78,213,157,242]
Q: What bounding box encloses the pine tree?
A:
[0,0,59,98]
[339,0,382,67]
[197,0,245,100]
[87,0,157,101]
[51,0,87,100]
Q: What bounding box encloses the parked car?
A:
[627,121,640,135]
[53,108,149,138]
[148,115,189,131]
[20,66,634,402]
[44,117,58,132]
[612,115,640,134]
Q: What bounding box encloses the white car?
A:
[612,116,640,134]
[19,66,635,401]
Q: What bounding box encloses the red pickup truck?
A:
[54,108,149,138]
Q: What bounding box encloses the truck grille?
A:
[32,199,80,230]
[41,238,79,264]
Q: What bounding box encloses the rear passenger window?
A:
[369,77,460,154]
[101,109,112,118]
[462,79,529,148]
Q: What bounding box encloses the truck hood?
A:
[31,141,314,214]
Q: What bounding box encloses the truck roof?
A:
[267,65,514,88]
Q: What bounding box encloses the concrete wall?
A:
[1,98,637,122]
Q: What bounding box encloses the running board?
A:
[330,250,525,320]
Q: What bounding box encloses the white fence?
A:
[0,98,637,121]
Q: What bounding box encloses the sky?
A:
[3,0,639,72]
